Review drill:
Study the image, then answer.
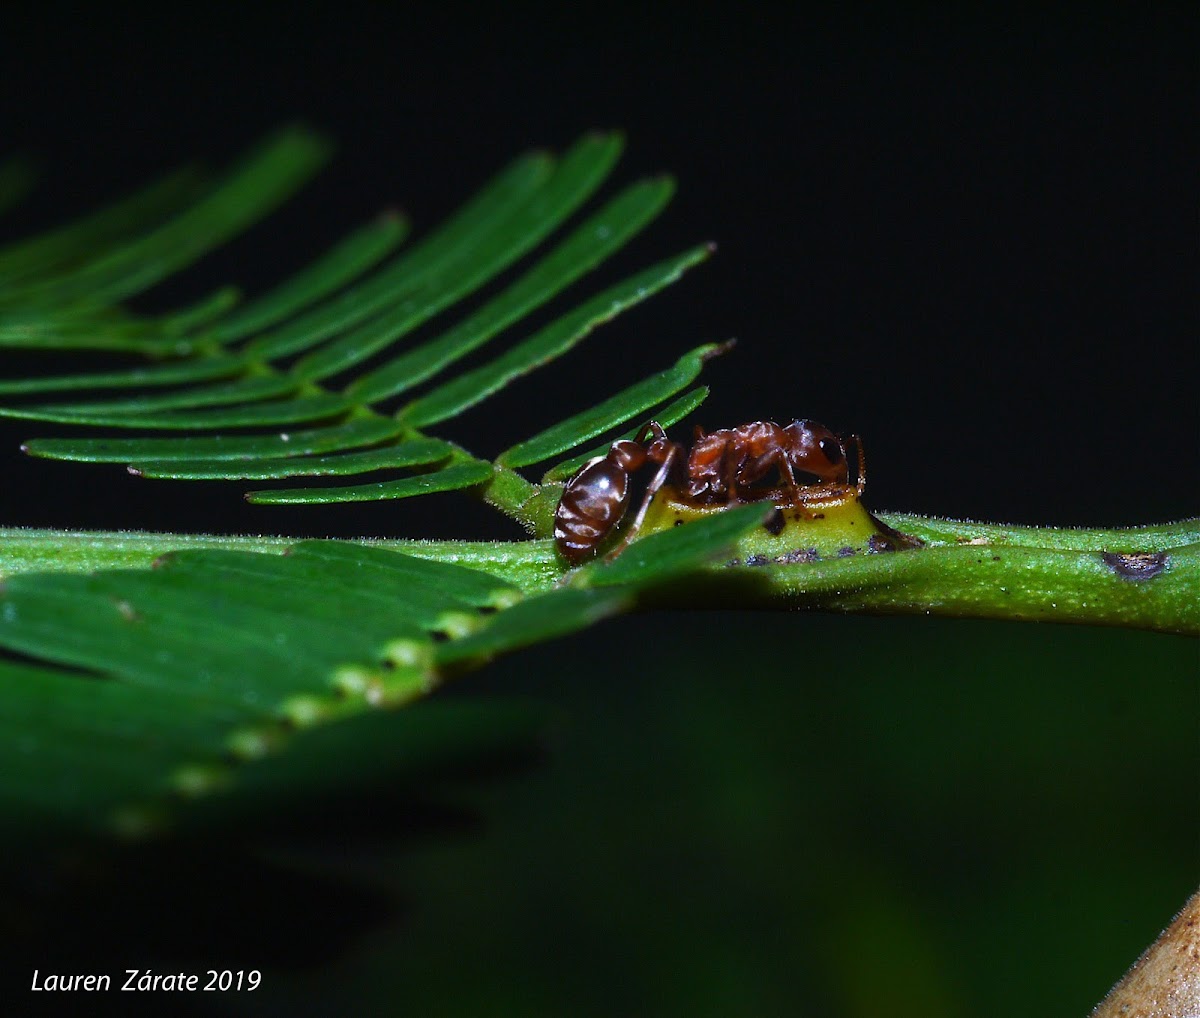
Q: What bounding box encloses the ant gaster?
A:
[554,419,864,563]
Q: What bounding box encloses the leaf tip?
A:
[701,338,737,363]
[379,206,409,230]
[584,127,625,148]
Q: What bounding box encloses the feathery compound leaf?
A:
[2,129,725,519]
[0,529,717,837]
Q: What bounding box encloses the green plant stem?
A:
[0,515,1195,635]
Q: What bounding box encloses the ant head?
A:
[784,420,844,463]
[782,420,848,482]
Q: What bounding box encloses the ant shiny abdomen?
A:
[553,419,864,563]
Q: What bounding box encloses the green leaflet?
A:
[239,148,557,363]
[0,167,205,290]
[22,417,404,463]
[27,374,302,416]
[8,392,354,429]
[5,128,331,313]
[210,212,410,343]
[246,458,494,504]
[130,437,452,480]
[0,513,758,838]
[288,540,521,608]
[292,133,627,382]
[0,543,496,834]
[498,345,722,468]
[540,386,710,482]
[348,176,675,403]
[402,244,713,427]
[580,502,773,588]
[0,356,247,397]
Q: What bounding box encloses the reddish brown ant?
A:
[554,419,864,562]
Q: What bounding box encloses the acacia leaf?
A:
[2,129,721,512]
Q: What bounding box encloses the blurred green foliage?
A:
[11,612,1188,1016]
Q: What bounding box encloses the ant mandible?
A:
[554,419,865,562]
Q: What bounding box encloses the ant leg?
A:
[722,442,743,503]
[736,449,797,502]
[603,443,681,561]
[773,451,799,502]
[850,434,866,496]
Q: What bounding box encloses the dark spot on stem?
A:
[777,548,820,564]
[866,512,926,550]
[745,554,770,567]
[1100,551,1169,581]
[837,546,857,558]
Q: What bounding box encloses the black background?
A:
[2,7,1194,539]
[1,8,1196,1017]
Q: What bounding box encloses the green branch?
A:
[2,507,1194,634]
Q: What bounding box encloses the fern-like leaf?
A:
[3,128,721,518]
[0,520,765,839]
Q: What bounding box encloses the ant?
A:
[554,419,864,562]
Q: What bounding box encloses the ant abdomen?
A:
[553,441,646,562]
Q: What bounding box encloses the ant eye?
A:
[818,437,843,463]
